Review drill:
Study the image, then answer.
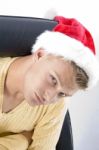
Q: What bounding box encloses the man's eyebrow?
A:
[53,71,72,97]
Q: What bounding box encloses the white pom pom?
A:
[44,8,58,20]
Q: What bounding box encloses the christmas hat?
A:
[32,16,99,89]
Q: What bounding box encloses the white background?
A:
[0,0,99,150]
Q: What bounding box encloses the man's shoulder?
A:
[0,57,17,67]
[0,57,18,75]
[0,57,11,62]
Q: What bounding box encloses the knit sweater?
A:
[0,57,69,150]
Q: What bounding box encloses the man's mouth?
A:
[34,92,44,104]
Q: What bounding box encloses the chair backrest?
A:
[0,15,57,56]
[0,15,73,150]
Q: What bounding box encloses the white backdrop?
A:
[0,0,99,150]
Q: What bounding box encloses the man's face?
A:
[23,50,78,106]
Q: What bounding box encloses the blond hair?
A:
[71,61,89,89]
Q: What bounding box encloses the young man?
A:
[0,16,99,150]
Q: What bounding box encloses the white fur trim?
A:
[32,31,99,89]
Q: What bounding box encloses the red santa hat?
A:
[32,16,99,89]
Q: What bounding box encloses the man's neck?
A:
[4,55,34,98]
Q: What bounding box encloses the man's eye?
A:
[58,92,66,97]
[50,75,57,85]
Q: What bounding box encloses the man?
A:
[0,16,99,150]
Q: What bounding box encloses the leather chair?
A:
[0,15,73,150]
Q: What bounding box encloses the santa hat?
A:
[32,16,99,89]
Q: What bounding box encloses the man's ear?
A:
[33,48,47,60]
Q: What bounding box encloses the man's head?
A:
[23,49,88,106]
[24,16,99,106]
[32,16,99,90]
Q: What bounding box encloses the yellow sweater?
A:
[0,57,69,150]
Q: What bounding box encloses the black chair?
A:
[0,15,73,150]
